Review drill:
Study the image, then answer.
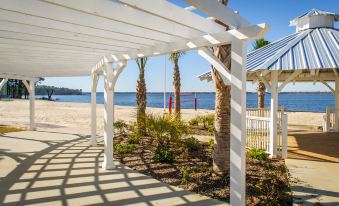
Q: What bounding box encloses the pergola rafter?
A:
[0,1,268,205]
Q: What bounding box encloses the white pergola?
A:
[0,1,268,205]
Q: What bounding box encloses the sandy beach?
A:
[0,99,324,132]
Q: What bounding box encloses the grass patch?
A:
[0,125,26,134]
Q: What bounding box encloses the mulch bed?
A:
[113,134,292,206]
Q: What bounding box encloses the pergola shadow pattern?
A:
[0,131,225,206]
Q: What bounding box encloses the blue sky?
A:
[43,0,339,93]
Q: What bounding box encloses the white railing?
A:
[323,107,335,132]
[246,107,288,159]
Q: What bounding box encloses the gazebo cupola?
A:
[290,8,339,32]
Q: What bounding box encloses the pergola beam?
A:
[119,0,226,33]
[0,73,39,81]
[112,23,268,61]
[198,47,231,85]
[320,80,335,94]
[277,70,302,92]
[183,0,250,29]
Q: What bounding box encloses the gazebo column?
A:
[102,60,126,170]
[269,71,279,157]
[23,80,36,131]
[90,73,99,146]
[335,78,339,131]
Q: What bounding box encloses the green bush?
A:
[209,139,214,152]
[113,120,128,135]
[127,133,140,144]
[248,148,269,160]
[114,143,137,154]
[146,113,188,149]
[188,114,214,129]
[180,167,192,184]
[188,117,199,126]
[185,136,200,151]
[153,147,175,163]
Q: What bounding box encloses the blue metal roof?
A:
[198,27,339,81]
[247,27,339,71]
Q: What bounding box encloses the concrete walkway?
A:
[286,128,339,206]
[0,129,226,206]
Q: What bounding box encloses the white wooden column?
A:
[269,71,278,157]
[29,80,35,131]
[230,38,247,206]
[90,73,99,146]
[335,78,339,131]
[0,78,8,91]
[102,60,126,170]
[23,79,36,131]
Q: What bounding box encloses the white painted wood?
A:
[277,70,302,92]
[90,73,99,146]
[119,0,225,33]
[230,37,247,206]
[0,73,38,81]
[183,0,250,29]
[335,78,339,131]
[23,79,36,130]
[102,60,127,170]
[281,114,288,159]
[40,0,203,39]
[269,71,279,157]
[323,107,331,132]
[113,24,268,61]
[198,47,231,85]
[0,0,182,43]
[0,78,8,91]
[320,81,335,94]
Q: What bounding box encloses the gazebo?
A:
[199,9,339,156]
[0,0,269,205]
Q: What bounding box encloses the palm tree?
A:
[169,52,185,116]
[136,57,148,135]
[210,0,232,175]
[252,38,270,109]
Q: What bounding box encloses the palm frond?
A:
[169,51,186,63]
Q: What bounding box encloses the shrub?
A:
[185,136,200,151]
[146,113,188,149]
[114,143,137,154]
[127,133,141,144]
[113,120,128,135]
[201,114,214,129]
[153,147,175,163]
[180,167,192,184]
[209,139,214,152]
[188,117,199,126]
[248,148,269,160]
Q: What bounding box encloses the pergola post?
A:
[335,77,339,131]
[90,73,99,146]
[230,38,247,206]
[29,80,36,131]
[23,79,36,131]
[269,71,278,157]
[0,78,8,91]
[102,60,126,170]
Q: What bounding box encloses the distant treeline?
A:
[0,78,82,99]
[36,85,82,95]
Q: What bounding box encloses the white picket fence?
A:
[246,107,288,159]
[323,107,335,132]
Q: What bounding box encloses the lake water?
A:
[36,92,335,113]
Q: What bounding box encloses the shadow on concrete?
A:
[292,185,339,206]
[287,130,339,163]
[0,131,224,206]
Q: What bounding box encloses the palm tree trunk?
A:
[136,67,147,135]
[212,0,231,175]
[257,81,266,109]
[173,60,181,115]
